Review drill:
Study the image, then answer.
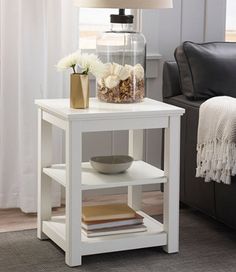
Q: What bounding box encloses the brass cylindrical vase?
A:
[70,74,89,109]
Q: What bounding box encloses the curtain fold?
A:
[0,0,78,212]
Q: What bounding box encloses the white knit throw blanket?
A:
[196,96,236,185]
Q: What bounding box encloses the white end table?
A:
[35,98,185,267]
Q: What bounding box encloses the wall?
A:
[82,0,227,195]
[141,0,226,175]
[144,0,226,60]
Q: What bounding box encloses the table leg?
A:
[128,130,143,211]
[163,116,181,253]
[65,122,82,266]
[37,109,52,240]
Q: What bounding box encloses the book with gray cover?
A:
[82,213,143,231]
[82,224,147,238]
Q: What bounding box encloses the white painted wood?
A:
[43,218,66,251]
[78,116,169,132]
[43,166,66,187]
[181,0,205,42]
[128,185,143,211]
[128,130,144,211]
[65,122,82,266]
[129,130,144,160]
[42,211,167,255]
[146,58,160,79]
[142,10,160,55]
[205,0,226,42]
[35,98,185,121]
[156,0,182,60]
[146,54,162,60]
[81,210,167,255]
[42,111,67,130]
[43,161,167,189]
[163,116,181,253]
[37,109,52,240]
[155,0,227,60]
[36,98,184,266]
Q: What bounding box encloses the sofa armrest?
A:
[162,61,181,99]
[164,95,215,217]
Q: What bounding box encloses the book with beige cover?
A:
[82,203,136,222]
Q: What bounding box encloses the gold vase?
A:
[70,74,89,109]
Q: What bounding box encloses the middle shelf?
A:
[43,160,167,190]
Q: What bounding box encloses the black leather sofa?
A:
[162,42,236,229]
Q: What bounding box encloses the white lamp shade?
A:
[73,0,173,9]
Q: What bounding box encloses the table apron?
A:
[74,116,168,132]
[42,111,67,130]
[42,112,169,131]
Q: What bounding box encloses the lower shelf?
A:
[42,211,167,256]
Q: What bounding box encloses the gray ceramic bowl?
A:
[90,155,134,174]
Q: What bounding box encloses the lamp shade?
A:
[73,0,173,9]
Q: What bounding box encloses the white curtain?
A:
[0,0,78,212]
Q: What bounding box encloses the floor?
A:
[0,191,163,233]
[2,208,236,272]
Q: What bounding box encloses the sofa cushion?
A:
[175,41,236,100]
[167,94,204,108]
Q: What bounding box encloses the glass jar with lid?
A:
[96,9,146,103]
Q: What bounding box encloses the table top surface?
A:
[35,98,185,120]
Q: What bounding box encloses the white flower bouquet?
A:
[56,51,105,78]
[56,51,105,109]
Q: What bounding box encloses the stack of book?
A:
[82,203,147,237]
